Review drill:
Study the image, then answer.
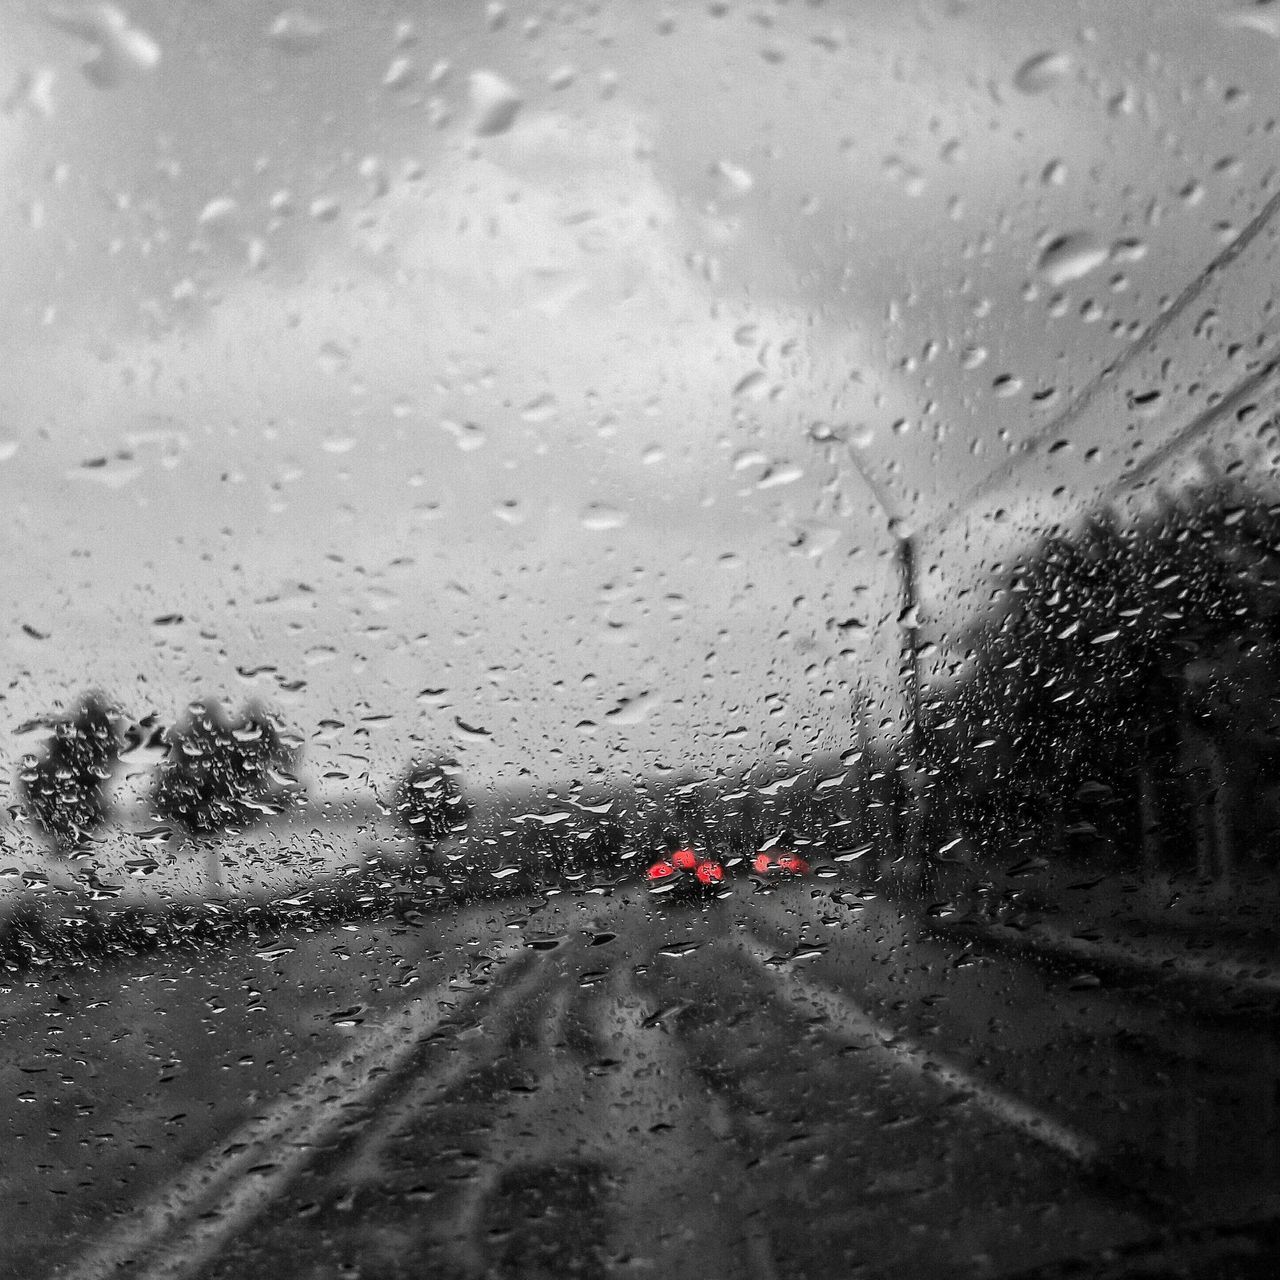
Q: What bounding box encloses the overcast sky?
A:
[2,0,1278,789]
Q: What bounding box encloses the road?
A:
[1,881,1277,1280]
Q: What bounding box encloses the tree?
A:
[17,691,122,852]
[924,476,1280,875]
[150,698,302,835]
[392,758,469,843]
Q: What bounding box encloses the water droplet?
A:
[2,68,56,117]
[198,197,240,230]
[1013,50,1071,95]
[441,419,486,451]
[1037,231,1107,287]
[756,463,803,489]
[47,3,161,88]
[882,154,926,197]
[383,56,415,90]
[580,504,628,531]
[69,456,141,488]
[1179,180,1205,207]
[520,393,558,423]
[309,195,341,222]
[1111,237,1147,263]
[713,159,754,197]
[1219,11,1280,38]
[0,439,18,462]
[469,70,522,136]
[605,693,660,725]
[733,370,769,400]
[1041,159,1067,186]
[1126,388,1163,417]
[454,716,491,741]
[732,449,768,472]
[268,10,327,55]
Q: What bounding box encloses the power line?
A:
[920,178,1280,540]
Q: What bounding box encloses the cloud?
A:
[1,100,913,779]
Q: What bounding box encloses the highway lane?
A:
[746,887,1280,1221]
[0,883,1275,1279]
[0,895,543,1280]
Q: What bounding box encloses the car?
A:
[749,849,811,878]
[644,845,728,903]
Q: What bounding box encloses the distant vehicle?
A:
[644,845,728,904]
[749,849,811,878]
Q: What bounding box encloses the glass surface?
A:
[1,3,1278,1277]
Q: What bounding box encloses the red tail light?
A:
[751,853,772,874]
[672,847,698,871]
[777,855,810,874]
[694,860,724,885]
[646,860,675,881]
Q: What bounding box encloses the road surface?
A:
[1,882,1277,1279]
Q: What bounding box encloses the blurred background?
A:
[2,6,1279,1276]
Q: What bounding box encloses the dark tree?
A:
[582,817,627,869]
[536,814,628,884]
[392,758,469,843]
[923,478,1280,872]
[150,698,302,835]
[17,691,122,852]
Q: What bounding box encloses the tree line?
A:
[914,472,1280,886]
[15,696,303,852]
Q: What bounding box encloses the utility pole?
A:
[843,455,926,889]
[894,523,923,755]
[893,523,926,891]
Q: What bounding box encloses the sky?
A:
[2,0,1279,792]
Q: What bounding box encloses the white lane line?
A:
[967,921,1280,997]
[333,952,563,1189]
[449,975,579,1278]
[59,942,530,1280]
[734,933,1099,1166]
[610,970,782,1280]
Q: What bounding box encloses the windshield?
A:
[2,4,1278,1278]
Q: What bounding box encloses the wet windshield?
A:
[2,3,1278,1278]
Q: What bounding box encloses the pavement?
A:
[915,862,1280,1010]
[0,878,1276,1280]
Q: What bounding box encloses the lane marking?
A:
[957,921,1280,997]
[450,973,580,1277]
[60,942,531,1280]
[734,932,1099,1166]
[334,952,564,1188]
[611,969,782,1280]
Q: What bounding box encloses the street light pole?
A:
[894,525,923,761]
[842,455,925,885]
[892,523,926,888]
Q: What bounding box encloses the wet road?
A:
[1,883,1278,1280]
